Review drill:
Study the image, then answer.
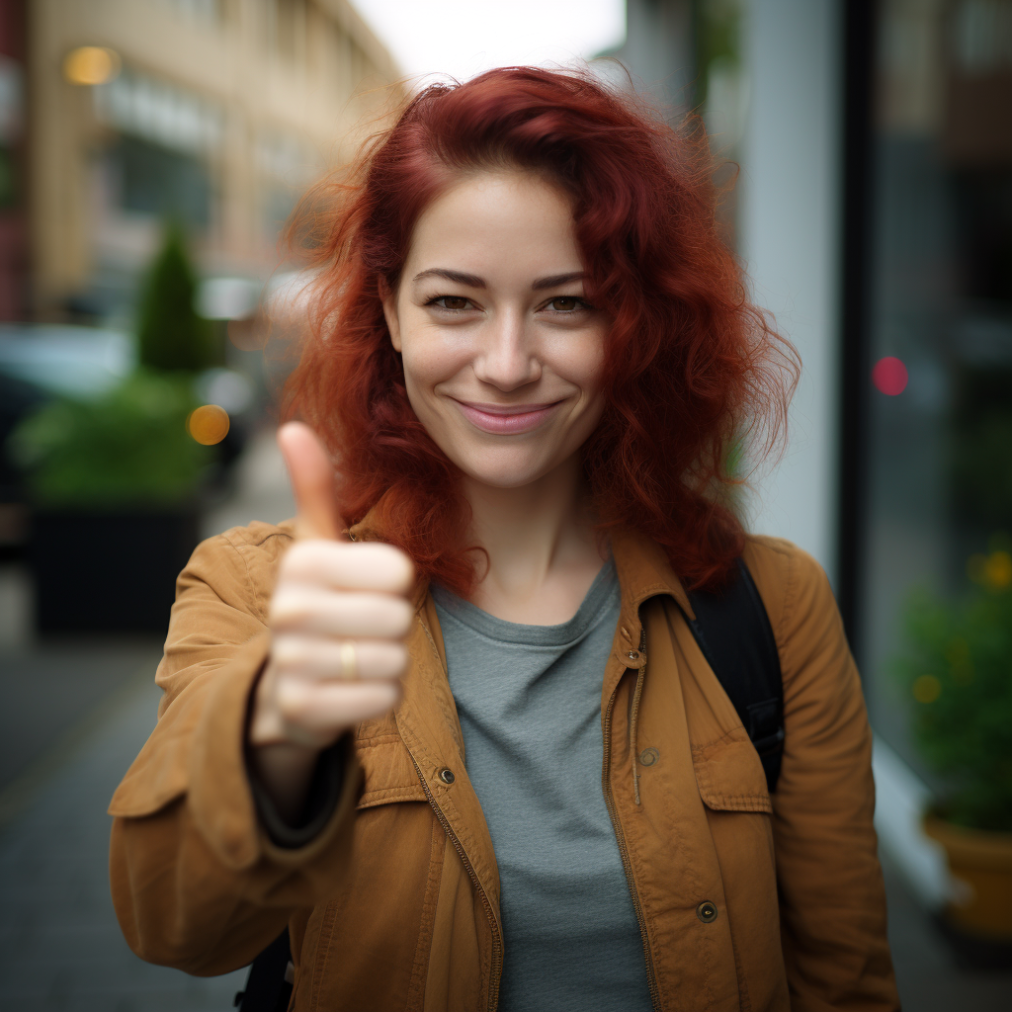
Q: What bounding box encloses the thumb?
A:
[277,422,345,541]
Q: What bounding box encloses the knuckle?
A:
[359,544,415,589]
[369,643,407,677]
[276,682,311,722]
[269,589,307,626]
[271,636,308,668]
[388,643,409,675]
[280,541,316,575]
[389,599,414,634]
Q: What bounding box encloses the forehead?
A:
[404,170,582,279]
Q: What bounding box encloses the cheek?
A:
[400,332,471,396]
[558,330,608,399]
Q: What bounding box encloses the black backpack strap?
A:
[234,928,293,1012]
[684,557,784,792]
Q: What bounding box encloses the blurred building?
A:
[0,2,28,321]
[2,0,400,323]
[620,0,1012,916]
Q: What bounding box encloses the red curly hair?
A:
[284,67,797,594]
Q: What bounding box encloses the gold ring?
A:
[340,641,358,680]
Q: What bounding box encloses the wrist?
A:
[248,740,322,826]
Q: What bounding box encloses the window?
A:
[103,135,212,229]
[859,0,1012,763]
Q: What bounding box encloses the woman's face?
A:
[383,170,608,490]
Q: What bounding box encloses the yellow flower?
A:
[983,550,1012,590]
[913,674,942,704]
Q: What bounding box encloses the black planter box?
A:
[31,506,201,634]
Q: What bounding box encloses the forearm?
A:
[110,633,359,972]
[110,757,359,975]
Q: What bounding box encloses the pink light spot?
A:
[872,356,908,396]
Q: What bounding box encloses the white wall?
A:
[738,0,843,584]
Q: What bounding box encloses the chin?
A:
[456,452,555,490]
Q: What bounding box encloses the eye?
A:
[428,295,472,311]
[545,296,587,312]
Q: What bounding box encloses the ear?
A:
[378,276,402,352]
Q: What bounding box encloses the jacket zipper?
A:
[406,749,504,1012]
[601,640,662,1012]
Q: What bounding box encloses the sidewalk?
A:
[0,429,295,1011]
[0,674,248,1011]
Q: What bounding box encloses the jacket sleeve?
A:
[108,527,361,976]
[751,540,900,1012]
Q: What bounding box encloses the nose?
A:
[472,308,541,391]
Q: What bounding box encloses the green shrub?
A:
[136,222,218,371]
[893,541,1012,831]
[11,370,210,507]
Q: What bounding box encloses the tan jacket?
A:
[109,520,899,1011]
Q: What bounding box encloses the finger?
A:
[270,587,414,639]
[277,678,401,731]
[272,636,409,681]
[281,540,414,595]
[278,421,344,541]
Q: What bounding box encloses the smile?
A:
[454,400,563,435]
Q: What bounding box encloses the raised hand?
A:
[248,422,414,818]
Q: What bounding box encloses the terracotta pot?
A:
[923,813,1012,942]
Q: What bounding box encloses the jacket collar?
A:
[609,526,695,621]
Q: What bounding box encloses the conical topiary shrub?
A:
[136,222,217,371]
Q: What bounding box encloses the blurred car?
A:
[0,325,136,553]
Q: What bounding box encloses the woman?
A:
[110,68,899,1011]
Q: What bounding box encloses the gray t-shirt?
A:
[431,562,653,1012]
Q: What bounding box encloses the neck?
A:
[461,455,606,622]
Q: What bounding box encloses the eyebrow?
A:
[412,268,485,288]
[411,268,586,291]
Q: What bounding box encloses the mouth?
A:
[453,400,563,435]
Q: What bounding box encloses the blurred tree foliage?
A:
[11,370,210,507]
[893,540,1012,831]
[136,222,218,371]
[693,0,741,108]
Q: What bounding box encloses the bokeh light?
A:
[186,404,230,445]
[967,549,1012,590]
[872,356,908,396]
[984,550,1012,590]
[912,674,942,704]
[63,47,121,86]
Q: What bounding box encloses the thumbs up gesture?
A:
[248,423,414,814]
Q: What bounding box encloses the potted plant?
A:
[10,370,214,634]
[893,541,1012,965]
[136,220,221,372]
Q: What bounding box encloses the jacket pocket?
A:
[355,733,428,810]
[692,732,773,814]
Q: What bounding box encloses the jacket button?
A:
[626,650,640,661]
[696,900,718,923]
[438,767,455,785]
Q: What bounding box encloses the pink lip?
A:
[454,400,561,435]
